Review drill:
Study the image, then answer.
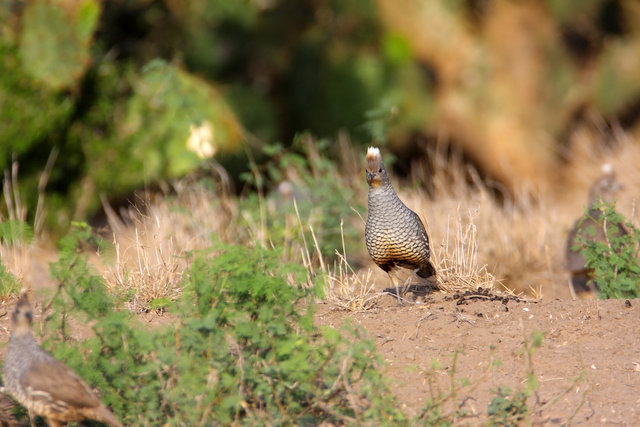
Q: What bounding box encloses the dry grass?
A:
[103,217,184,312]
[324,220,380,311]
[434,206,498,293]
[5,132,637,313]
[101,181,232,312]
[401,143,574,298]
[0,242,30,301]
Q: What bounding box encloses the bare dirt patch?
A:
[315,291,640,425]
[0,272,638,425]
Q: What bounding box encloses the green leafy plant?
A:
[0,220,33,245]
[487,387,528,426]
[488,331,543,426]
[574,201,640,299]
[18,225,406,425]
[0,264,20,301]
[416,353,470,426]
[0,40,73,173]
[0,218,35,302]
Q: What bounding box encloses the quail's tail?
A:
[96,405,124,427]
[417,260,437,279]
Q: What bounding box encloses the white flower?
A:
[187,120,216,159]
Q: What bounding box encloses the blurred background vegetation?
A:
[2,0,640,233]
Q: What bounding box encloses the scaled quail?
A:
[364,147,436,302]
[3,294,123,427]
[566,164,626,294]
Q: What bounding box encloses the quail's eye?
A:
[378,168,382,173]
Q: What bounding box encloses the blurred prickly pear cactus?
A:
[121,60,243,178]
[64,60,244,220]
[20,0,100,90]
[0,40,74,171]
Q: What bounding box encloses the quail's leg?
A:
[405,269,419,295]
[387,271,403,306]
[567,277,577,300]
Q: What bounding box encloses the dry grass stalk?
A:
[293,198,315,284]
[325,221,380,311]
[34,148,58,237]
[326,257,379,311]
[103,212,184,313]
[435,207,498,293]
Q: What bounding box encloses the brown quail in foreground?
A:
[364,147,436,302]
[565,165,626,295]
[3,294,123,427]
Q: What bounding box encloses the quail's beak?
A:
[366,171,375,183]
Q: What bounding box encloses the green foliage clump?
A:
[487,387,528,426]
[0,220,34,246]
[28,225,405,425]
[487,331,543,426]
[0,264,20,301]
[0,219,33,300]
[575,202,640,299]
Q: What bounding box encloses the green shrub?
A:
[0,219,33,301]
[22,225,406,425]
[0,220,33,246]
[487,331,543,426]
[575,201,640,299]
[487,387,528,426]
[0,264,20,301]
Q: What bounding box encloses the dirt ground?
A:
[316,288,640,425]
[1,275,638,425]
